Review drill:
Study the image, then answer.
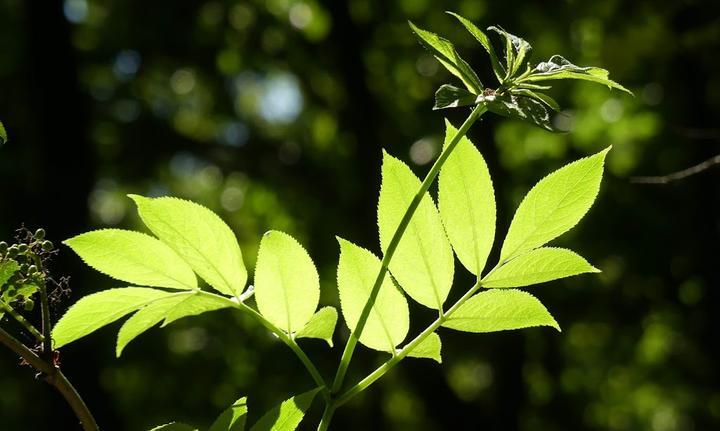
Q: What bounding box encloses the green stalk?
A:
[195,291,330,400]
[0,299,44,342]
[335,280,484,407]
[0,327,99,431]
[330,104,487,394]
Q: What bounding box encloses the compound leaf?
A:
[53,287,171,348]
[64,229,197,290]
[254,230,319,334]
[209,396,248,431]
[337,238,408,352]
[378,151,454,310]
[482,247,599,288]
[405,332,442,363]
[129,195,247,297]
[408,21,483,93]
[442,289,560,333]
[249,388,321,431]
[295,306,338,347]
[499,148,609,263]
[439,120,496,276]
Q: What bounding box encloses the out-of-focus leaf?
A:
[0,121,7,145]
[499,148,609,263]
[447,12,504,80]
[442,289,560,333]
[527,55,632,94]
[64,229,197,290]
[408,21,483,93]
[208,396,248,431]
[482,247,599,288]
[486,93,554,131]
[129,195,247,297]
[295,306,338,347]
[249,388,321,431]
[433,84,479,110]
[405,332,442,363]
[254,230,320,335]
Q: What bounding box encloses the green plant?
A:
[2,13,630,431]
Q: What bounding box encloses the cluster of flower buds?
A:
[0,228,55,312]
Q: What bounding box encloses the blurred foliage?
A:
[1,0,719,430]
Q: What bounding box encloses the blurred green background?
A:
[1,0,719,429]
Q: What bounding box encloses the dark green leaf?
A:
[488,26,532,78]
[527,55,632,94]
[511,88,561,111]
[447,12,505,81]
[433,84,480,110]
[486,93,554,131]
[408,21,483,93]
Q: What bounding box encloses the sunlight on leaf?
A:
[405,332,442,363]
[208,396,248,431]
[249,388,320,431]
[295,306,338,347]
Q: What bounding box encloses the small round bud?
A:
[0,242,7,253]
[7,246,18,258]
[41,240,54,251]
[19,263,29,272]
[17,244,28,254]
[24,299,34,311]
[27,265,37,274]
[34,228,46,240]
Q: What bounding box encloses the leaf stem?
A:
[0,299,45,342]
[0,327,99,431]
[330,104,488,395]
[335,281,484,407]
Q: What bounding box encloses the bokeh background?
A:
[1,0,719,430]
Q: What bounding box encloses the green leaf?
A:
[511,88,561,111]
[527,55,632,94]
[129,195,247,297]
[438,120,495,276]
[53,287,172,349]
[488,26,532,78]
[433,84,479,110]
[378,152,454,310]
[209,396,248,431]
[0,121,7,145]
[295,306,338,347]
[336,238,408,352]
[499,148,610,263]
[405,332,442,363]
[254,230,320,334]
[447,12,504,81]
[485,93,554,131]
[64,229,197,290]
[0,260,19,287]
[249,388,320,431]
[408,21,483,93]
[482,247,599,288]
[1,283,38,304]
[116,292,231,356]
[442,289,560,333]
[148,423,198,431]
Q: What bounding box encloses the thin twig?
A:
[631,153,720,184]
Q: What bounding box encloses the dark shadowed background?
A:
[1,0,719,430]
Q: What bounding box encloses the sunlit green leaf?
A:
[482,247,599,288]
[439,120,495,276]
[527,55,632,94]
[433,84,479,110]
[405,332,442,363]
[254,230,320,334]
[486,93,554,131]
[53,287,172,348]
[337,238,408,352]
[442,289,560,333]
[64,229,197,290]
[209,396,248,431]
[0,121,7,145]
[0,260,19,287]
[488,26,532,78]
[447,12,504,80]
[129,195,247,297]
[499,148,610,263]
[408,21,483,93]
[116,292,231,357]
[249,388,321,431]
[295,306,338,347]
[378,152,454,310]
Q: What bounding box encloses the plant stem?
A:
[335,281,484,407]
[0,327,99,431]
[330,104,488,395]
[0,299,45,342]
[316,403,335,431]
[195,291,330,400]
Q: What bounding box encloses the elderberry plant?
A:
[38,13,630,430]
